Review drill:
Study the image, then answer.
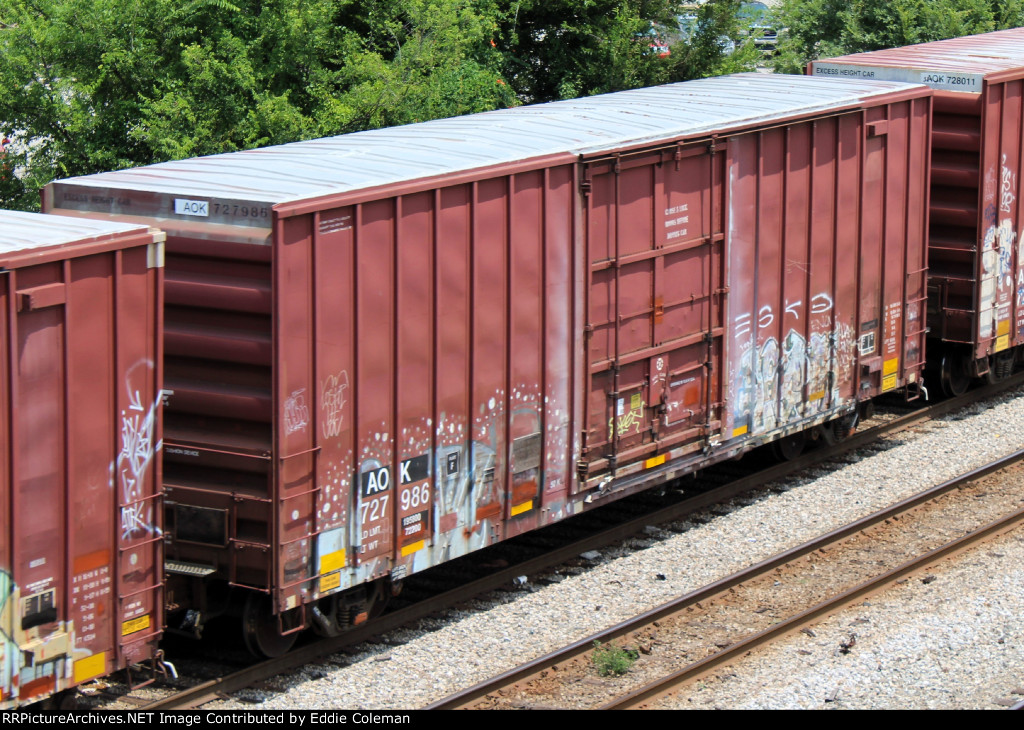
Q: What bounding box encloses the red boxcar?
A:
[44,73,930,656]
[811,28,1024,393]
[0,211,164,706]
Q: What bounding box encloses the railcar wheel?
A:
[986,350,1015,384]
[38,689,79,711]
[771,431,806,461]
[366,578,393,620]
[242,594,298,659]
[311,580,396,637]
[830,411,859,442]
[939,353,970,397]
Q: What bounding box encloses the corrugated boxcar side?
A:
[899,77,1024,361]
[810,28,1024,367]
[579,94,930,486]
[977,78,1024,358]
[724,99,929,439]
[44,160,580,625]
[0,219,163,707]
[273,163,579,611]
[42,73,934,640]
[581,142,726,477]
[155,224,276,615]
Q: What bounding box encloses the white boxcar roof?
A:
[0,209,149,254]
[811,27,1024,92]
[52,73,927,208]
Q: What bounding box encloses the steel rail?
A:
[606,488,1024,709]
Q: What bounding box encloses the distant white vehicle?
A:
[739,1,781,53]
[673,1,782,55]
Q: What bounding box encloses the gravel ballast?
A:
[212,387,1024,710]
[667,528,1024,710]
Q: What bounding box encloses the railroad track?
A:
[610,507,1024,708]
[609,453,1024,710]
[426,445,1024,709]
[121,376,1023,710]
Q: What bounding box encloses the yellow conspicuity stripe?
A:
[74,652,106,684]
[400,540,425,557]
[319,549,346,575]
[511,500,533,517]
[121,614,150,636]
[645,454,666,469]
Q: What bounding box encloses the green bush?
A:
[591,640,639,677]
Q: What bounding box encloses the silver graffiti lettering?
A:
[321,371,349,439]
[731,292,853,437]
[1001,154,1016,213]
[284,390,310,435]
[998,219,1016,283]
[118,364,159,540]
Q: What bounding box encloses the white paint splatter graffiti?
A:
[321,371,349,439]
[118,364,159,540]
[283,389,310,435]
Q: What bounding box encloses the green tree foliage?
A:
[666,0,762,81]
[0,0,753,210]
[768,0,847,73]
[772,0,1024,73]
[0,0,518,209]
[318,0,516,131]
[493,0,756,103]
[495,0,677,101]
[0,139,27,211]
[0,0,342,207]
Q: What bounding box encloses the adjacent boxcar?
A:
[43,73,930,656]
[811,28,1024,393]
[0,211,164,706]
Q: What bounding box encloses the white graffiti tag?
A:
[1001,154,1017,214]
[810,293,834,314]
[284,389,310,435]
[734,312,752,338]
[321,371,349,439]
[118,365,159,540]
